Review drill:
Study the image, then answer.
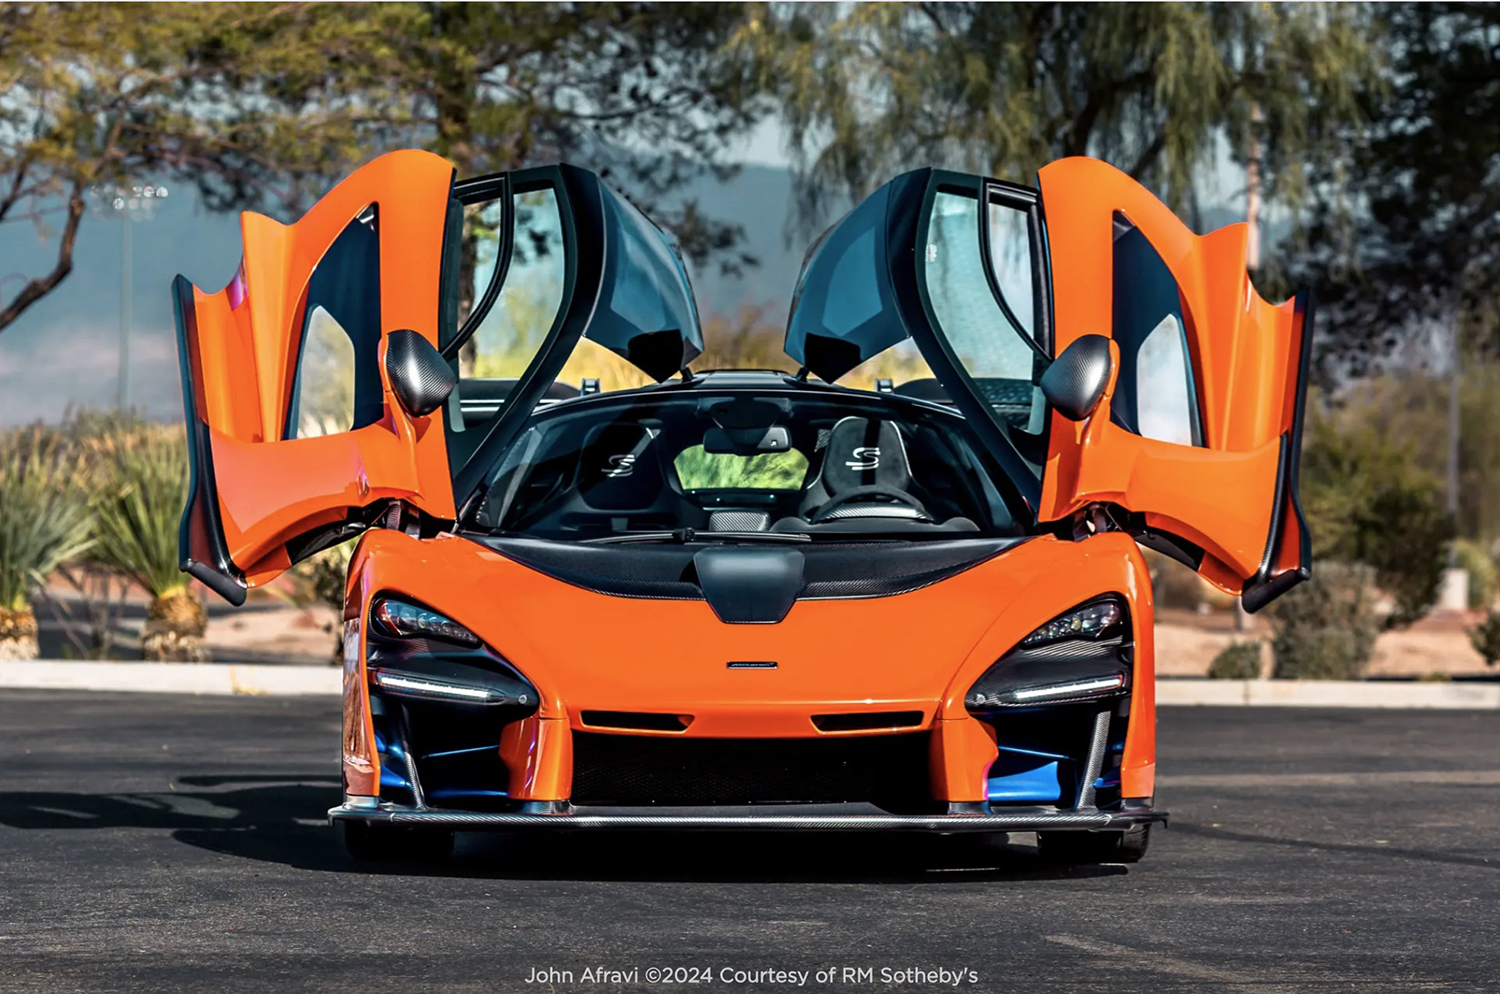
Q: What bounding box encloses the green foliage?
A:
[1300,398,1454,628]
[1323,366,1500,549]
[673,446,809,491]
[737,3,1379,231]
[87,424,190,599]
[1452,538,1497,609]
[1295,4,1500,375]
[0,3,767,336]
[0,3,413,333]
[0,426,93,611]
[1469,609,1500,667]
[1266,561,1381,679]
[288,541,356,614]
[1208,641,1264,680]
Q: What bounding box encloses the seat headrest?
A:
[577,423,664,510]
[820,417,911,495]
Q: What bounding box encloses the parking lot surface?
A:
[0,691,1497,992]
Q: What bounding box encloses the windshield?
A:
[467,389,1030,542]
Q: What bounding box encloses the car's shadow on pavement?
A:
[0,774,1130,883]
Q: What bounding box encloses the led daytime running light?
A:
[1010,674,1125,702]
[372,672,492,701]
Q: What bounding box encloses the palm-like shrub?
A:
[88,425,206,661]
[0,428,94,659]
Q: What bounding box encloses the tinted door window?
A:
[1111,214,1202,446]
[285,207,382,439]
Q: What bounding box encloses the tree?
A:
[1299,396,1454,628]
[1294,4,1500,378]
[735,2,1378,233]
[0,3,408,338]
[212,2,769,320]
[0,3,770,341]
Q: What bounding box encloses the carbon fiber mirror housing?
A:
[385,329,457,418]
[1040,334,1113,421]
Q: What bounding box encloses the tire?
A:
[1037,824,1150,864]
[340,820,455,862]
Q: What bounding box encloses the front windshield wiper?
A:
[581,529,811,545]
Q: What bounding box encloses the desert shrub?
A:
[1469,609,1500,667]
[1265,561,1380,679]
[1141,548,1214,611]
[1208,641,1264,679]
[286,540,356,613]
[1452,538,1497,609]
[0,427,94,658]
[87,423,205,661]
[1299,401,1454,628]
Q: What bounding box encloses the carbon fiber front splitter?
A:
[328,799,1167,833]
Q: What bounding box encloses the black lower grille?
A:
[571,731,934,809]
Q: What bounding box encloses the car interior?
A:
[467,388,1029,543]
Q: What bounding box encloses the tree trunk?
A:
[458,227,479,376]
[141,588,208,662]
[0,604,39,660]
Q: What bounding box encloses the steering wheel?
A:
[808,485,932,524]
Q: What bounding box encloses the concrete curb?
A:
[0,660,340,696]
[2,662,1498,708]
[1156,678,1500,709]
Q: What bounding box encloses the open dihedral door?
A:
[1034,157,1312,609]
[178,150,707,605]
[176,150,459,605]
[783,158,1311,611]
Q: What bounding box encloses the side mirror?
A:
[1040,334,1114,421]
[385,330,456,418]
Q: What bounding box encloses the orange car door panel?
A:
[1037,157,1311,608]
[176,149,458,603]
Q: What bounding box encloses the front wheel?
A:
[340,820,455,862]
[1037,824,1150,864]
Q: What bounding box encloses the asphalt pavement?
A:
[0,691,1497,993]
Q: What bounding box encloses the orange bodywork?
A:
[1037,157,1308,594]
[341,528,1158,805]
[179,150,458,585]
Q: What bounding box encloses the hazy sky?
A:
[0,120,1251,427]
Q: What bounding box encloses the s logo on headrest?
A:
[603,454,636,478]
[845,446,880,472]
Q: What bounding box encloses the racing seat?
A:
[772,417,976,533]
[505,422,697,535]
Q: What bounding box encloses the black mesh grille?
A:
[571,731,934,808]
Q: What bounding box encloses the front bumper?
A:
[328,798,1167,833]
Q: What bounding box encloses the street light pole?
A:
[119,210,132,410]
[92,181,166,412]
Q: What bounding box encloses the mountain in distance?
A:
[0,163,804,426]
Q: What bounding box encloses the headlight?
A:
[365,594,538,711]
[966,595,1132,710]
[1021,598,1123,647]
[372,596,480,646]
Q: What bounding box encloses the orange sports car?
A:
[175,150,1311,864]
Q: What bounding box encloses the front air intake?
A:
[580,711,692,732]
[570,731,934,809]
[811,711,924,732]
